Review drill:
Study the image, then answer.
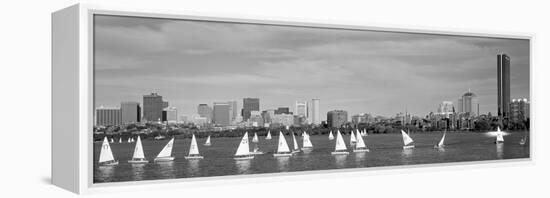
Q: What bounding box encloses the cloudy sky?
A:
[94,15,530,119]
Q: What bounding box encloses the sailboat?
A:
[118,138,122,143]
[361,129,368,136]
[353,132,369,152]
[98,136,118,166]
[434,131,446,149]
[154,137,175,162]
[350,130,357,144]
[331,130,349,155]
[185,134,204,159]
[250,143,264,155]
[252,133,259,143]
[127,137,131,143]
[495,127,504,144]
[204,135,212,146]
[291,131,301,153]
[401,130,415,149]
[273,131,293,157]
[234,132,254,160]
[109,138,114,143]
[266,131,272,140]
[128,136,148,164]
[328,131,334,140]
[302,132,313,150]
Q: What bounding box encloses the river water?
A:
[93,131,529,183]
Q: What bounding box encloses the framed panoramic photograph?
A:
[52,4,532,194]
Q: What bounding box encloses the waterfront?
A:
[94,131,529,183]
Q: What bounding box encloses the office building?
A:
[242,98,260,121]
[437,101,454,117]
[311,99,320,125]
[121,101,140,124]
[164,106,177,123]
[96,107,122,126]
[271,114,294,127]
[497,53,511,118]
[229,100,238,122]
[143,93,163,122]
[213,102,231,126]
[197,104,213,123]
[458,90,478,117]
[510,98,530,122]
[275,107,290,115]
[327,110,348,128]
[295,101,308,118]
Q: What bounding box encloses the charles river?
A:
[93,131,529,183]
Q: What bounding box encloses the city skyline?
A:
[94,15,530,118]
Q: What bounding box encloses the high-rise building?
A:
[497,53,511,118]
[96,107,122,126]
[275,107,290,115]
[249,111,263,127]
[261,109,276,124]
[143,93,163,122]
[213,102,231,126]
[228,100,238,122]
[510,98,530,122]
[162,101,169,109]
[437,101,454,117]
[271,114,294,127]
[197,104,213,123]
[351,114,368,125]
[458,90,478,117]
[242,98,260,121]
[311,99,320,125]
[327,110,348,128]
[120,101,140,124]
[295,101,308,118]
[164,106,177,123]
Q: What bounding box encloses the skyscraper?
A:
[459,90,478,117]
[164,106,177,123]
[197,104,212,123]
[242,98,260,121]
[327,110,348,128]
[510,98,529,122]
[228,100,238,122]
[213,102,231,126]
[121,101,140,124]
[275,107,290,115]
[497,53,511,118]
[143,93,163,122]
[295,101,308,118]
[437,101,454,117]
[96,107,122,126]
[311,99,320,125]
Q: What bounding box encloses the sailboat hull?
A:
[331,151,349,155]
[128,158,149,164]
[403,145,415,150]
[250,151,264,155]
[99,160,119,166]
[203,143,211,146]
[433,145,445,149]
[353,148,369,153]
[184,155,204,160]
[234,155,254,160]
[273,153,293,157]
[154,157,174,162]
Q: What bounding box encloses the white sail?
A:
[291,132,299,150]
[266,131,272,140]
[235,132,251,156]
[335,130,347,151]
[252,133,259,143]
[401,130,414,146]
[303,132,313,148]
[438,132,446,147]
[277,131,291,153]
[156,137,174,158]
[132,136,145,159]
[204,135,211,145]
[350,130,357,143]
[127,138,131,143]
[110,138,114,143]
[189,134,200,155]
[99,137,115,163]
[328,131,334,140]
[356,133,366,149]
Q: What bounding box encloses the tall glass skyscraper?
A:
[242,98,259,121]
[143,93,163,122]
[311,99,320,125]
[121,101,140,124]
[497,53,511,118]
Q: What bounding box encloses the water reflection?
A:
[401,149,413,165]
[97,165,115,181]
[354,152,367,167]
[156,161,175,179]
[496,143,504,159]
[131,163,146,181]
[187,160,200,176]
[235,160,251,174]
[276,157,290,172]
[334,155,347,168]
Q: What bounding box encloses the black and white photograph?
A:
[92,14,530,184]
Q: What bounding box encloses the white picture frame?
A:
[52,3,534,194]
